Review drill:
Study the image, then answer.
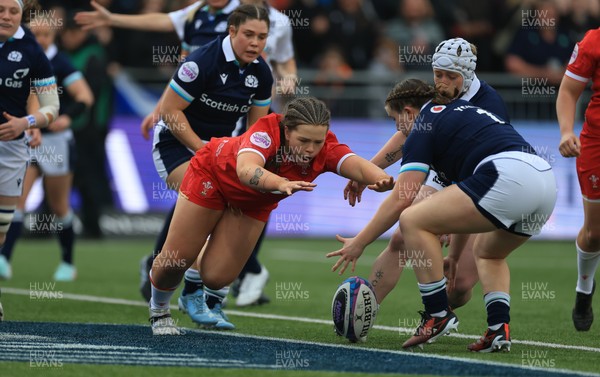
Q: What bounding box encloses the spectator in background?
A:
[110,0,180,71]
[504,0,573,86]
[59,14,113,238]
[367,36,403,118]
[448,0,506,71]
[325,0,379,70]
[288,0,331,68]
[314,45,353,115]
[561,0,600,43]
[385,0,444,72]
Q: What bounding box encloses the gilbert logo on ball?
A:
[332,276,378,343]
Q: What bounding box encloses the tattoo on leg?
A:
[249,168,264,186]
[372,269,384,286]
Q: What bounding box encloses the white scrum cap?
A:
[432,38,477,93]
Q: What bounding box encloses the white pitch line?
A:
[3,287,600,354]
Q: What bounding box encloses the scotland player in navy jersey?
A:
[329,79,557,352]
[0,13,94,282]
[343,38,510,311]
[76,0,297,308]
[146,3,272,330]
[0,0,60,319]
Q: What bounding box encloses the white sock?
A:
[488,323,503,331]
[149,271,178,310]
[576,242,600,294]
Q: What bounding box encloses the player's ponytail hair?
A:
[281,96,330,131]
[228,3,270,31]
[385,79,452,112]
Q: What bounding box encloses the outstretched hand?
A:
[367,176,394,192]
[74,1,112,30]
[278,181,317,195]
[343,180,366,207]
[326,235,365,275]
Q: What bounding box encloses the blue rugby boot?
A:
[209,303,235,330]
[178,289,218,326]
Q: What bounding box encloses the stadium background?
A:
[23,0,596,240]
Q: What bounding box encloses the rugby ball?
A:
[331,276,378,342]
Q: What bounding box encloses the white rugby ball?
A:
[331,276,378,342]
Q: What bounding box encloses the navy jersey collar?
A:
[222,35,260,65]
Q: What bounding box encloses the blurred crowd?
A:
[38,0,600,80]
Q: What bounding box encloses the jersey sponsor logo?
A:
[569,44,578,65]
[430,105,446,113]
[220,73,228,84]
[178,61,199,83]
[13,68,29,79]
[250,132,271,149]
[7,51,22,62]
[245,75,259,88]
[215,21,227,33]
[199,93,250,112]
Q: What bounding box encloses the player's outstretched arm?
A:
[557,76,586,158]
[75,0,175,32]
[237,151,316,195]
[339,155,394,192]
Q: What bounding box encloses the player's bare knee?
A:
[389,229,406,251]
[583,227,600,250]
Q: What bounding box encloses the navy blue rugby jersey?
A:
[43,44,82,133]
[463,77,510,123]
[168,0,239,53]
[168,35,273,141]
[400,99,533,183]
[0,27,55,129]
